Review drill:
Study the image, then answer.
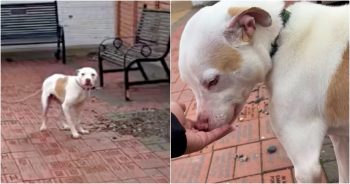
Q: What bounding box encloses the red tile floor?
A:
[1,57,169,183]
[170,20,328,183]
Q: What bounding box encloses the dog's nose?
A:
[85,79,91,85]
[198,114,209,123]
[195,114,209,131]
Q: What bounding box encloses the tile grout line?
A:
[213,137,276,152]
[290,167,296,183]
[219,166,295,182]
[171,137,278,162]
[205,152,214,182]
[261,166,294,175]
[232,146,238,181]
[258,86,265,183]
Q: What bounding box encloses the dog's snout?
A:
[195,113,210,131]
[85,78,91,85]
[197,114,209,124]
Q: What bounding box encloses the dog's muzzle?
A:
[76,79,95,90]
[195,103,243,131]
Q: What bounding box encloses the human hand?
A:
[171,102,235,154]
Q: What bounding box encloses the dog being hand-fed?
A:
[40,67,98,139]
[178,0,348,183]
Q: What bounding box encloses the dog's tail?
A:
[2,89,42,104]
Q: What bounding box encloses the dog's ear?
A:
[224,7,272,46]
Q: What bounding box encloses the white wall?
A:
[191,0,209,6]
[57,1,116,46]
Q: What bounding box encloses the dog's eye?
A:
[81,73,85,76]
[91,73,95,77]
[205,75,219,90]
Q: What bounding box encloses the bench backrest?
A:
[135,9,170,55]
[1,2,59,41]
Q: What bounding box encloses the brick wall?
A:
[115,1,170,78]
[116,1,170,44]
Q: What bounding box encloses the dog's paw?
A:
[40,124,47,131]
[61,124,70,131]
[79,129,90,134]
[71,133,81,139]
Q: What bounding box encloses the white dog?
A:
[40,67,98,139]
[179,0,348,183]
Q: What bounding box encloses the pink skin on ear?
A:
[225,7,272,43]
[239,15,256,37]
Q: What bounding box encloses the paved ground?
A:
[1,55,170,183]
[170,4,336,183]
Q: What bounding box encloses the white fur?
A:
[40,67,98,139]
[179,0,349,182]
[269,2,349,183]
[180,0,284,129]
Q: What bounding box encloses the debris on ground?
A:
[87,108,169,139]
[234,153,249,162]
[240,155,248,162]
[267,145,277,154]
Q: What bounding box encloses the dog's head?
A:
[76,67,98,88]
[179,1,283,130]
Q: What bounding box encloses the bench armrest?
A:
[123,42,152,66]
[99,36,135,52]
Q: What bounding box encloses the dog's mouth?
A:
[84,83,93,87]
[85,85,95,89]
[81,81,95,90]
[84,84,96,90]
[195,103,244,132]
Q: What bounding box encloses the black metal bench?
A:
[1,1,66,64]
[98,9,170,101]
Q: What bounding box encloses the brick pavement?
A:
[1,58,169,183]
[170,13,330,183]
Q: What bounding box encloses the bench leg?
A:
[59,27,67,64]
[55,41,61,60]
[137,62,149,81]
[98,56,104,87]
[62,38,66,64]
[124,66,130,101]
[161,58,170,80]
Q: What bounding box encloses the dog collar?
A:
[75,79,95,91]
[270,9,291,57]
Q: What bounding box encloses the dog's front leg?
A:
[270,107,327,183]
[62,102,80,138]
[329,135,349,183]
[74,104,89,134]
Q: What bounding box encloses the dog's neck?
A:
[249,7,290,86]
[269,9,291,58]
[260,7,292,89]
